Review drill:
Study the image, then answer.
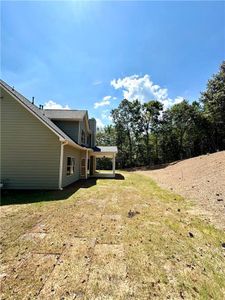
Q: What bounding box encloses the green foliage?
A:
[201,61,225,150]
[96,125,116,169]
[98,61,225,167]
[96,125,116,146]
[158,100,215,163]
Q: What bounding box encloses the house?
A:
[0,80,117,190]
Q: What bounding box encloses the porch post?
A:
[93,156,96,176]
[112,153,116,177]
[85,150,88,179]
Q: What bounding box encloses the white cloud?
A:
[44,100,70,110]
[101,109,113,122]
[96,118,104,128]
[103,95,111,101]
[94,95,111,109]
[111,74,183,109]
[93,80,102,86]
[174,96,184,104]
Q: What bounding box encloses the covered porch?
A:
[90,146,118,178]
[91,146,117,177]
[80,146,118,179]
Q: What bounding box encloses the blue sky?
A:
[1,1,225,127]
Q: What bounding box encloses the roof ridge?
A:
[0,79,41,110]
[44,109,87,112]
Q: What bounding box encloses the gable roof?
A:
[44,109,87,121]
[45,108,92,134]
[0,79,89,151]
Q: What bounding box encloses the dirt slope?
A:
[136,151,225,230]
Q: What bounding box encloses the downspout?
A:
[59,140,68,190]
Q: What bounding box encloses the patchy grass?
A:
[1,172,225,299]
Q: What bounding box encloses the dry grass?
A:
[1,172,225,299]
[136,151,225,230]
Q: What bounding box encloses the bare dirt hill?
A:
[136,151,225,230]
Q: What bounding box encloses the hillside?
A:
[136,151,225,230]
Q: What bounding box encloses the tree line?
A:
[96,62,225,168]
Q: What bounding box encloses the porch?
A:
[81,146,118,179]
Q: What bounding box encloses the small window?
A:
[67,157,75,176]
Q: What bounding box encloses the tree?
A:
[201,61,225,150]
[141,100,163,164]
[95,125,117,170]
[111,99,141,167]
[169,100,196,159]
[96,125,116,146]
[97,61,224,168]
[157,110,180,163]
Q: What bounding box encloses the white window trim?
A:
[66,156,76,176]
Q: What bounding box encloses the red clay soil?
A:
[136,151,225,230]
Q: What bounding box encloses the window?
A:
[81,130,86,144]
[67,157,75,176]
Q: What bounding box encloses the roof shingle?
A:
[44,109,87,120]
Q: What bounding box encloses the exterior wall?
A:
[53,120,79,143]
[62,145,83,187]
[1,88,61,189]
[89,118,96,147]
[52,117,95,148]
[79,119,90,147]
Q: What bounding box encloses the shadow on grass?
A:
[1,173,125,206]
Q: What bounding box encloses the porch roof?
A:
[92,146,118,157]
[98,146,118,153]
[93,146,117,152]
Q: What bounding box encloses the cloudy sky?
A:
[1,1,224,127]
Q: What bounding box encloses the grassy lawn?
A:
[1,172,225,299]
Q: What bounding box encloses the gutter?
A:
[67,139,90,151]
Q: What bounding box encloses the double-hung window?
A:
[67,157,75,176]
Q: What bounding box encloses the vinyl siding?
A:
[79,119,90,147]
[1,88,61,189]
[88,119,96,147]
[62,145,83,187]
[53,120,79,143]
